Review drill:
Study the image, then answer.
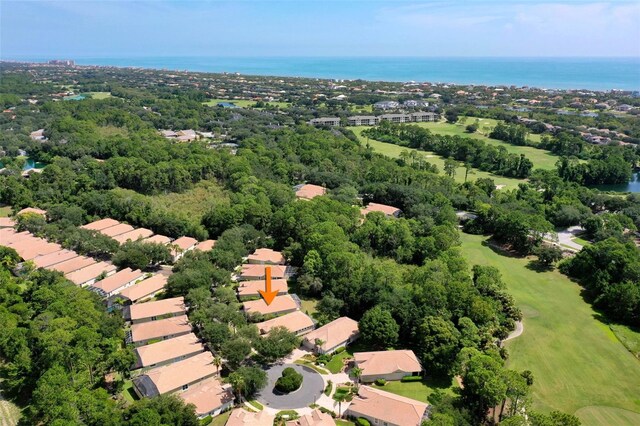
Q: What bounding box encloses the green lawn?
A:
[121,380,139,403]
[572,236,592,247]
[370,376,458,403]
[246,399,263,410]
[413,117,559,171]
[459,233,640,426]
[207,410,231,426]
[85,91,112,100]
[335,420,356,426]
[326,350,352,374]
[204,99,290,109]
[300,298,318,316]
[349,126,525,190]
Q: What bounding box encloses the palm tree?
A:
[350,367,362,392]
[228,373,245,404]
[213,355,222,376]
[334,392,349,418]
[314,338,325,354]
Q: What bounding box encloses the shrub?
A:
[318,407,337,418]
[356,418,371,426]
[465,123,478,133]
[401,375,423,382]
[374,378,386,386]
[324,380,333,396]
[333,346,346,355]
[275,367,303,393]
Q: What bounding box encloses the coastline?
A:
[3,56,639,91]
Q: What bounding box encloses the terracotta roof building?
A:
[13,240,62,261]
[354,350,422,382]
[237,279,288,299]
[194,239,216,252]
[144,234,173,245]
[294,184,327,200]
[100,223,135,237]
[179,377,234,418]
[242,294,299,317]
[256,311,315,336]
[171,236,198,261]
[32,249,79,268]
[302,317,360,354]
[361,202,402,218]
[64,261,117,287]
[126,297,187,324]
[286,409,336,426]
[81,218,120,231]
[346,386,429,426]
[132,351,218,398]
[116,274,167,304]
[128,315,192,346]
[133,333,204,369]
[247,248,286,265]
[89,267,145,297]
[48,255,97,274]
[112,228,154,244]
[225,408,275,426]
[239,264,287,281]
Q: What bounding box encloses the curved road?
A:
[255,363,325,410]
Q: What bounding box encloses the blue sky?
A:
[2,1,639,58]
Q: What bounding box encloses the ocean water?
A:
[57,56,640,91]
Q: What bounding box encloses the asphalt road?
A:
[255,363,325,409]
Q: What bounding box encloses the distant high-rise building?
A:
[48,59,75,66]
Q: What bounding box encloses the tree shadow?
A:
[525,260,554,273]
[480,239,525,259]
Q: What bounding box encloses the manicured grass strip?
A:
[0,206,12,217]
[459,233,640,426]
[335,420,356,426]
[246,399,263,410]
[370,376,458,403]
[294,359,329,375]
[206,410,231,426]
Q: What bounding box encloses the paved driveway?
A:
[255,363,325,409]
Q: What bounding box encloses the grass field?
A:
[85,92,112,100]
[147,180,229,220]
[459,233,640,426]
[349,126,525,190]
[370,376,458,403]
[413,117,559,171]
[207,410,231,426]
[203,99,290,109]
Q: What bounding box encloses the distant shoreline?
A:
[3,56,640,92]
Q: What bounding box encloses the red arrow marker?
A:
[258,266,278,305]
